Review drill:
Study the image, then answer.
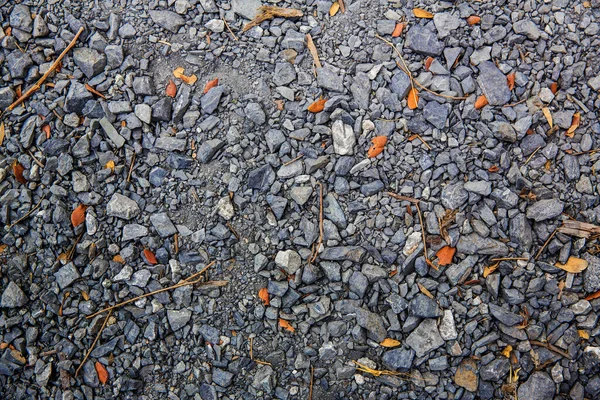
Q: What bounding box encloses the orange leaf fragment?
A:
[12,160,26,184]
[413,8,434,18]
[488,165,499,173]
[329,2,340,16]
[279,318,295,333]
[173,67,198,85]
[506,73,515,91]
[203,78,219,94]
[565,112,580,138]
[5,27,11,36]
[166,80,177,98]
[15,85,22,98]
[392,23,404,37]
[555,256,588,273]
[466,15,481,25]
[95,361,109,385]
[42,124,51,139]
[274,99,285,111]
[113,254,125,264]
[550,82,558,94]
[307,98,327,113]
[436,246,455,266]
[367,136,388,158]
[407,88,419,109]
[380,338,401,347]
[0,122,5,146]
[258,287,270,306]
[585,290,600,301]
[71,204,87,227]
[474,95,488,110]
[418,283,434,299]
[105,160,115,171]
[0,244,7,254]
[424,57,434,71]
[85,83,106,99]
[143,248,158,265]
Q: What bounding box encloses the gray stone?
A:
[423,101,449,129]
[510,214,532,251]
[441,183,468,209]
[439,310,458,340]
[231,0,261,20]
[11,5,33,32]
[266,195,287,220]
[0,87,15,110]
[457,234,509,256]
[133,76,154,96]
[267,280,288,297]
[150,213,177,237]
[491,122,517,143]
[244,102,266,125]
[409,294,441,318]
[107,193,140,220]
[464,181,492,196]
[281,29,305,52]
[248,165,275,191]
[488,303,523,326]
[32,15,49,38]
[517,372,555,400]
[151,97,172,121]
[433,12,461,38]
[149,167,168,186]
[382,348,415,372]
[406,319,444,357]
[351,72,371,109]
[320,246,365,263]
[349,271,369,298]
[167,309,191,331]
[588,75,600,91]
[205,19,224,33]
[563,155,580,181]
[273,63,296,86]
[583,253,600,293]
[216,197,234,220]
[99,117,125,148]
[252,365,276,393]
[355,307,386,342]
[290,186,313,206]
[135,104,152,124]
[520,134,546,156]
[105,45,124,69]
[122,224,149,241]
[6,52,33,79]
[213,368,234,387]
[316,67,344,92]
[406,26,444,56]
[490,188,519,209]
[73,48,106,78]
[149,10,185,32]
[275,250,302,274]
[197,139,225,163]
[54,263,80,290]
[480,358,510,381]
[1,281,27,308]
[332,120,355,155]
[526,199,564,222]
[513,20,541,40]
[323,193,347,228]
[201,87,224,114]
[65,82,94,114]
[477,61,511,106]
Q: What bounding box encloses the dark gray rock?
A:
[409,294,441,318]
[355,307,386,342]
[382,348,415,372]
[54,263,80,289]
[583,253,600,293]
[406,319,444,357]
[273,63,296,86]
[517,372,555,400]
[149,10,185,32]
[457,234,509,256]
[152,97,173,121]
[65,81,96,113]
[213,368,234,387]
[73,48,106,78]
[1,281,27,308]
[0,87,15,110]
[150,213,177,237]
[197,139,225,163]
[441,183,468,209]
[406,26,444,56]
[10,5,33,32]
[201,87,225,114]
[316,67,344,92]
[6,52,33,79]
[526,199,564,222]
[107,193,140,220]
[167,309,191,331]
[423,101,449,129]
[488,303,523,326]
[349,271,369,298]
[248,165,275,191]
[477,61,511,106]
[510,213,532,250]
[320,246,365,263]
[244,102,266,125]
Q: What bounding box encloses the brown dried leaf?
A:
[71,204,87,227]
[565,112,580,138]
[105,160,115,171]
[81,291,90,301]
[424,57,434,71]
[143,248,157,265]
[506,72,515,90]
[368,136,388,158]
[392,23,404,37]
[203,78,219,94]
[555,256,588,273]
[0,244,7,254]
[113,254,125,264]
[418,283,434,299]
[329,2,340,16]
[407,87,419,109]
[95,361,109,385]
[579,330,590,339]
[0,122,5,146]
[585,290,600,301]
[307,98,327,113]
[173,67,198,85]
[436,246,455,266]
[279,318,295,333]
[483,262,499,278]
[380,338,401,348]
[274,100,285,110]
[258,287,270,306]
[488,165,499,173]
[550,82,559,94]
[166,80,177,98]
[542,107,553,128]
[454,359,478,392]
[413,8,434,18]
[12,160,26,184]
[474,95,488,109]
[466,15,481,25]
[42,124,51,139]
[502,345,513,358]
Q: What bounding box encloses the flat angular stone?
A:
[456,234,509,256]
[382,348,415,372]
[167,309,191,331]
[477,61,511,106]
[355,307,386,342]
[526,199,564,222]
[316,67,344,92]
[320,246,366,263]
[517,372,555,400]
[107,193,140,220]
[406,319,444,357]
[54,263,80,289]
[1,282,27,308]
[406,26,444,56]
[149,10,185,32]
[150,213,177,237]
[99,117,125,148]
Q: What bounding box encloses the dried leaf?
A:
[71,204,87,227]
[424,57,434,71]
[506,73,515,90]
[555,256,588,273]
[173,67,198,85]
[113,254,125,264]
[367,136,388,158]
[166,80,177,98]
[565,112,580,138]
[483,262,499,278]
[436,246,455,266]
[95,361,109,385]
[105,160,115,171]
[243,6,304,32]
[12,160,26,184]
[306,33,322,69]
[85,83,106,99]
[488,165,499,173]
[584,1,592,7]
[329,2,340,16]
[0,122,4,146]
[454,359,478,392]
[578,330,590,339]
[550,82,558,94]
[474,95,488,109]
[81,291,90,301]
[274,100,285,111]
[407,87,419,109]
[203,78,219,94]
[307,98,327,113]
[585,290,600,301]
[466,15,481,25]
[392,23,404,37]
[545,159,551,170]
[542,107,553,128]
[380,338,401,348]
[413,8,434,18]
[143,248,157,265]
[279,318,295,333]
[258,287,270,306]
[0,244,7,254]
[42,124,51,139]
[502,345,513,358]
[418,283,434,299]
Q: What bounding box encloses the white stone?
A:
[439,310,458,340]
[216,196,235,220]
[331,120,356,155]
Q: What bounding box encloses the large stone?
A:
[6,52,33,79]
[107,193,140,220]
[99,117,125,148]
[423,101,449,129]
[273,63,296,86]
[441,183,468,209]
[513,19,541,40]
[382,348,415,372]
[231,0,261,20]
[517,372,555,400]
[433,12,461,38]
[406,26,444,56]
[275,250,302,274]
[54,263,80,290]
[167,309,191,331]
[488,303,523,326]
[201,87,225,114]
[456,234,509,256]
[73,48,107,78]
[406,319,444,357]
[316,67,344,92]
[583,253,600,293]
[409,294,441,318]
[122,224,149,241]
[149,10,185,32]
[150,213,177,237]
[526,199,564,222]
[331,120,355,155]
[439,309,458,340]
[477,61,511,106]
[320,246,366,263]
[355,307,386,342]
[10,5,33,32]
[65,81,94,114]
[248,165,275,191]
[1,282,27,308]
[509,213,532,251]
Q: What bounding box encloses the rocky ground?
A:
[1,0,600,399]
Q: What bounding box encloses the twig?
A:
[490,257,529,262]
[127,152,136,183]
[40,349,57,357]
[535,228,557,260]
[409,133,432,150]
[87,262,218,318]
[66,230,85,261]
[283,153,304,166]
[309,183,324,264]
[524,146,541,164]
[7,27,85,112]
[570,148,600,156]
[226,221,240,240]
[26,149,45,167]
[306,34,322,69]
[503,98,528,107]
[9,192,47,228]
[530,340,572,360]
[243,6,303,32]
[308,366,314,400]
[566,93,590,113]
[222,18,238,41]
[249,337,272,366]
[75,309,112,377]
[157,39,172,46]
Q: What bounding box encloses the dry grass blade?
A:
[0,122,5,146]
[309,182,324,264]
[9,193,47,228]
[243,6,303,32]
[222,18,238,41]
[8,27,85,112]
[75,309,112,377]
[338,0,346,12]
[306,34,322,69]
